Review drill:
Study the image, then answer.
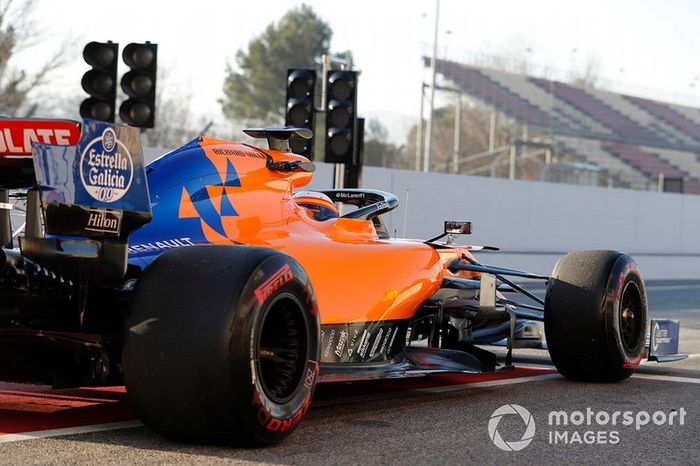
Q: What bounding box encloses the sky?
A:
[12,0,700,141]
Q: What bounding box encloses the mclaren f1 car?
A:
[0,118,686,445]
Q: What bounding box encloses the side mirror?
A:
[444,221,472,235]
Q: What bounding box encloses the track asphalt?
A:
[0,280,698,464]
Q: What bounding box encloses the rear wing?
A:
[0,117,152,281]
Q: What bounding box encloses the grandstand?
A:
[432,58,700,194]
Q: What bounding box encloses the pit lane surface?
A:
[1,280,699,465]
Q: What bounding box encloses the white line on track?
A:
[646,285,700,291]
[413,370,700,393]
[3,370,699,443]
[0,420,143,444]
[509,362,700,385]
[631,373,700,385]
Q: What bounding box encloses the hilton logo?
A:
[85,208,122,236]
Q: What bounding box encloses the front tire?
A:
[544,250,647,382]
[123,245,320,445]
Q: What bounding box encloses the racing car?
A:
[0,118,686,445]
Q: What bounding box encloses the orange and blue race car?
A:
[0,118,687,445]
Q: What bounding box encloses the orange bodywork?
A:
[170,138,453,325]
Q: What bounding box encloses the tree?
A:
[364,118,398,167]
[140,70,199,149]
[0,0,67,117]
[402,101,521,174]
[220,4,331,124]
[569,55,601,89]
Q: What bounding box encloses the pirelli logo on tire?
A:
[254,390,313,433]
[254,263,293,304]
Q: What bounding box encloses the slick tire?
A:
[123,245,320,446]
[544,250,647,382]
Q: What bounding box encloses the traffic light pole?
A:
[452,92,461,174]
[318,54,342,190]
[419,82,463,174]
[416,83,426,172]
[333,163,345,190]
[423,0,440,173]
[320,55,330,114]
[344,117,364,188]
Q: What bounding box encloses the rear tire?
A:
[123,245,320,445]
[544,250,647,382]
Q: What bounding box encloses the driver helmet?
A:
[293,191,339,222]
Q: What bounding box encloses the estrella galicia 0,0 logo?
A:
[79,127,134,203]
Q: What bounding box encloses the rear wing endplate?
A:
[0,117,151,281]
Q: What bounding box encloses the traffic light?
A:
[119,42,157,128]
[344,117,364,188]
[80,41,118,122]
[285,69,316,158]
[324,71,357,164]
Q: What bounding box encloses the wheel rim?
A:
[619,281,643,352]
[256,294,308,404]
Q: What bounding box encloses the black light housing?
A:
[119,42,157,128]
[80,41,118,122]
[285,69,316,158]
[324,71,357,164]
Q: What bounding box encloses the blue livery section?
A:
[32,122,248,268]
[128,138,237,267]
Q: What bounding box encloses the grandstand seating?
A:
[603,143,681,177]
[434,59,700,195]
[530,78,657,143]
[672,105,700,126]
[592,90,694,147]
[602,144,700,193]
[556,136,649,190]
[655,147,700,187]
[624,95,700,143]
[479,67,612,136]
[435,60,555,130]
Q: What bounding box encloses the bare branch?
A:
[0,0,70,116]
